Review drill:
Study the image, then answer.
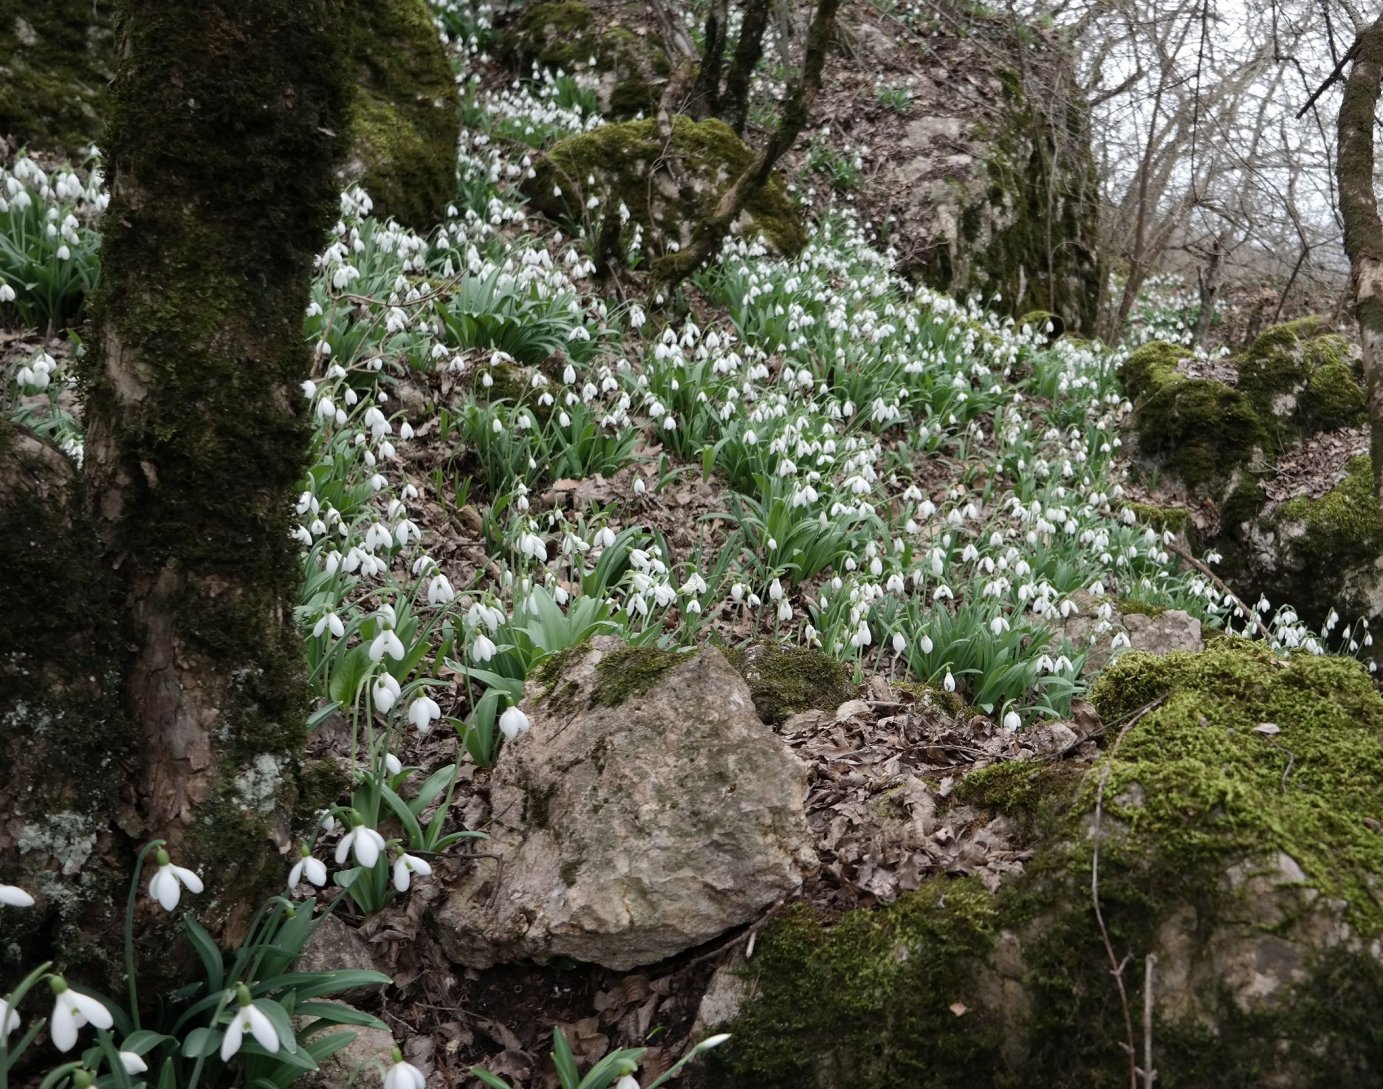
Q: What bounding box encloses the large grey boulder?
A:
[434,636,814,970]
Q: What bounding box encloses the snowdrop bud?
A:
[0,884,35,907]
[499,706,531,741]
[892,633,906,655]
[943,671,955,692]
[1003,710,1021,731]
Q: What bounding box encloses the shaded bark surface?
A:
[0,0,350,985]
[1338,15,1383,523]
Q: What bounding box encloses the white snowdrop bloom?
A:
[519,532,548,562]
[990,616,1009,636]
[470,633,497,663]
[220,988,287,1061]
[777,599,792,622]
[428,574,455,605]
[892,633,907,655]
[0,884,34,908]
[0,1000,18,1038]
[633,477,646,495]
[48,977,113,1052]
[384,752,403,776]
[407,695,442,733]
[288,850,327,888]
[943,671,956,693]
[372,673,401,713]
[147,850,204,912]
[336,822,387,869]
[384,1054,426,1089]
[920,635,933,653]
[614,1077,639,1089]
[499,706,531,741]
[1003,710,1021,731]
[119,1050,149,1075]
[393,852,433,892]
[369,629,406,662]
[0,282,14,303]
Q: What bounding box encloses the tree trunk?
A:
[1337,14,1383,524]
[0,0,350,986]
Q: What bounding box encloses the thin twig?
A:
[1141,953,1157,1087]
[1091,698,1162,1089]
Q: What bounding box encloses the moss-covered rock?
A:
[724,642,851,725]
[699,639,1383,1087]
[0,0,115,153]
[1120,340,1264,490]
[340,0,459,230]
[495,1,669,119]
[524,115,805,264]
[1234,317,1364,443]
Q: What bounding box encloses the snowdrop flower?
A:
[312,611,345,639]
[0,884,34,907]
[1003,710,1021,731]
[519,532,548,562]
[499,706,530,741]
[336,818,387,869]
[288,847,327,889]
[427,574,455,605]
[470,632,497,663]
[0,999,19,1037]
[384,1049,426,1089]
[372,673,401,713]
[892,632,907,655]
[614,1077,639,1089]
[0,282,15,303]
[407,695,442,733]
[943,671,956,693]
[120,1051,149,1075]
[369,629,406,662]
[384,752,403,776]
[393,852,433,892]
[220,984,287,1061]
[148,848,204,912]
[48,976,113,1052]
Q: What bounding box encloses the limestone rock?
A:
[434,637,814,970]
[296,1003,394,1089]
[1124,609,1201,655]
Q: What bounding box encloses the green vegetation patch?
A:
[694,878,1003,1089]
[0,0,114,152]
[346,0,460,230]
[1234,316,1363,441]
[1277,455,1383,572]
[591,643,683,707]
[1120,340,1263,489]
[1087,637,1383,936]
[724,643,851,725]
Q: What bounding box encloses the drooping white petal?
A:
[220,1014,245,1061]
[69,990,113,1031]
[245,1003,281,1053]
[120,1051,149,1074]
[335,830,355,866]
[353,827,385,869]
[150,868,181,911]
[0,884,34,907]
[303,857,327,886]
[384,1059,427,1089]
[0,999,19,1037]
[50,997,79,1052]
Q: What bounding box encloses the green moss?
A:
[0,0,115,152]
[724,643,851,725]
[1301,361,1367,431]
[345,0,459,229]
[1278,456,1382,570]
[1087,638,1383,937]
[525,116,805,260]
[1121,341,1263,489]
[1114,596,1167,618]
[1123,501,1188,535]
[695,879,1003,1089]
[591,644,683,707]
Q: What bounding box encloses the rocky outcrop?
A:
[434,636,815,970]
[692,639,1383,1087]
[1121,318,1381,637]
[524,115,804,270]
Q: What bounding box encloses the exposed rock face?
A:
[434,636,815,970]
[524,116,804,268]
[806,5,1101,331]
[694,640,1383,1088]
[1121,318,1382,637]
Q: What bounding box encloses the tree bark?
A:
[1,0,351,985]
[1337,14,1383,524]
[657,0,839,289]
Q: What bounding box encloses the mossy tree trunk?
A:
[0,0,350,987]
[1338,15,1383,524]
